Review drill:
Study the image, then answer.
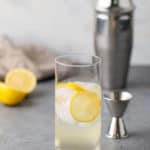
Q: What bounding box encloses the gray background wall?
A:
[0,0,149,65]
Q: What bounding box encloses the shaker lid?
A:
[96,0,112,9]
[96,0,135,12]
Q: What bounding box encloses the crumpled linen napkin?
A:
[0,35,55,80]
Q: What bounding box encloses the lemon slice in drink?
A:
[66,82,85,92]
[57,82,84,92]
[70,91,101,123]
[5,68,37,94]
[56,82,101,122]
[0,82,26,106]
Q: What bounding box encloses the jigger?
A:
[104,91,132,139]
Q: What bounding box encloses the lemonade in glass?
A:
[55,54,102,150]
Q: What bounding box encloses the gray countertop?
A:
[0,66,149,150]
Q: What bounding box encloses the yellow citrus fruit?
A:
[66,82,84,92]
[56,82,66,88]
[70,91,101,123]
[5,68,37,94]
[0,82,26,106]
[56,82,84,92]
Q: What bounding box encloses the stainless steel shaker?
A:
[95,0,135,89]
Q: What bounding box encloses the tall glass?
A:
[55,54,102,150]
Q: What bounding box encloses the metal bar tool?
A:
[104,91,132,139]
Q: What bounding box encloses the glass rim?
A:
[55,53,102,68]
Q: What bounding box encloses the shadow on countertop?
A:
[128,65,150,88]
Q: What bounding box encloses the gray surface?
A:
[0,80,54,150]
[0,66,150,149]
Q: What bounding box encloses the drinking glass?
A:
[55,54,102,150]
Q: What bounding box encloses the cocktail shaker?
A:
[95,0,135,89]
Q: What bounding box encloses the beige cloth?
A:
[0,35,55,80]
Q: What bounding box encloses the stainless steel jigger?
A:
[104,91,132,139]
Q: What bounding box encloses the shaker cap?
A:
[96,0,135,12]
